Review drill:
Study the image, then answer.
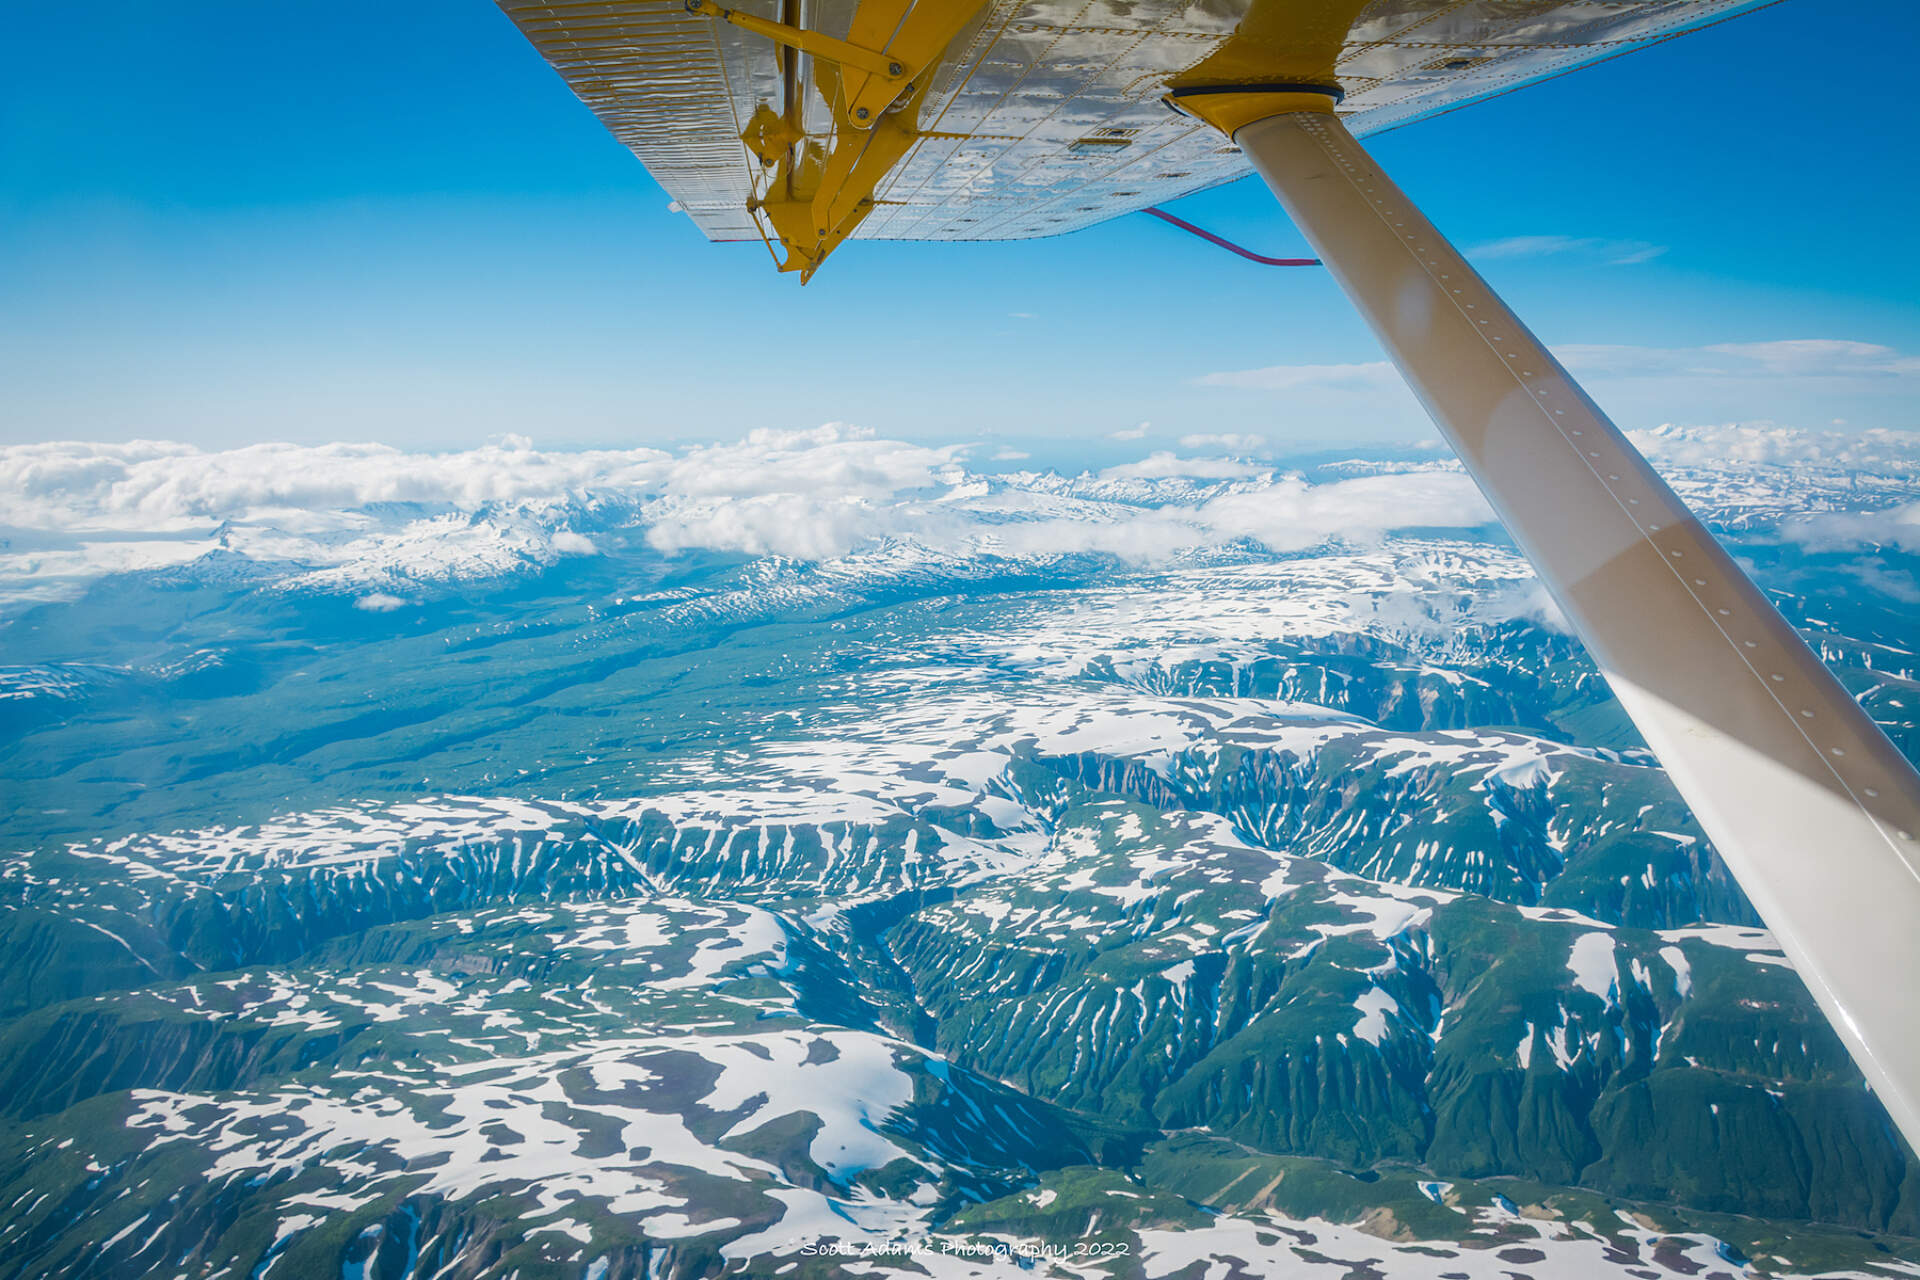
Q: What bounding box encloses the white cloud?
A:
[1620,424,1920,552]
[1779,503,1920,554]
[1467,234,1583,258]
[640,426,959,561]
[1466,234,1667,266]
[0,536,209,612]
[1838,556,1920,602]
[1107,421,1151,441]
[658,425,952,503]
[0,437,673,533]
[1559,339,1920,382]
[1178,432,1267,452]
[1195,362,1400,393]
[1705,339,1920,377]
[0,427,961,604]
[990,448,1031,461]
[1198,340,1920,441]
[1192,471,1492,551]
[1564,341,1920,436]
[1627,422,1920,470]
[0,424,960,560]
[646,493,894,561]
[1203,342,1920,396]
[948,469,1493,564]
[17,419,1908,612]
[0,429,1522,611]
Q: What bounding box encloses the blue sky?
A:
[2,0,1917,457]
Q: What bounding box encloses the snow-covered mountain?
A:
[3,428,1919,1278]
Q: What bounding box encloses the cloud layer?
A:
[1197,337,1920,443]
[1560,340,1920,383]
[1,438,668,533]
[4,420,1913,614]
[1466,234,1666,266]
[1196,362,1401,394]
[1627,422,1920,471]
[0,429,1505,610]
[1202,340,1920,401]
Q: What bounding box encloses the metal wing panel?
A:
[861,6,1261,242]
[1336,0,1778,136]
[497,0,784,242]
[496,0,1780,247]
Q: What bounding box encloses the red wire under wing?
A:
[1143,206,1320,267]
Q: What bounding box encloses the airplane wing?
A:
[495,1,1776,272]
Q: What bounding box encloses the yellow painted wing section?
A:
[496,1,1776,253]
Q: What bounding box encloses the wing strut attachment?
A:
[684,1,909,102]
[685,0,989,280]
[1201,90,1920,1154]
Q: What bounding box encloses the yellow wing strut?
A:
[689,0,988,279]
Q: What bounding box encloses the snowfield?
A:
[3,431,1918,1278]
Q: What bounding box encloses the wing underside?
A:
[497,0,1777,250]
